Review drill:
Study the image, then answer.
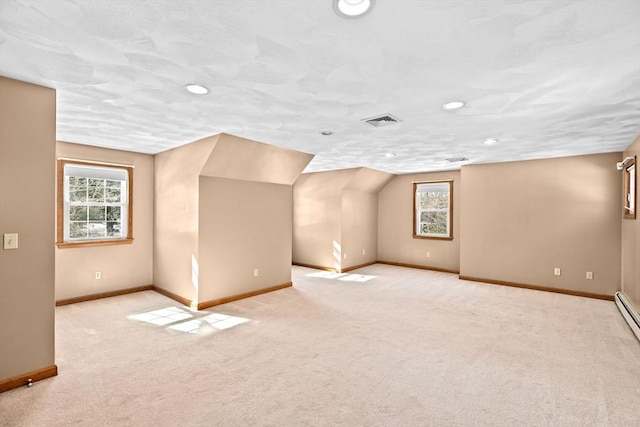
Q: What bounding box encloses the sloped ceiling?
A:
[0,0,638,174]
[344,168,394,193]
[295,167,394,194]
[200,133,313,185]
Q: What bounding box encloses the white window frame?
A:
[57,159,133,248]
[624,157,636,220]
[413,180,453,240]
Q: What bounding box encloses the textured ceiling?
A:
[0,0,639,174]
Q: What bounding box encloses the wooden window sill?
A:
[412,235,453,241]
[56,238,133,249]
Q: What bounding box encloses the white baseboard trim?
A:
[615,291,640,342]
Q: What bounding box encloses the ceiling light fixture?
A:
[185,84,209,95]
[482,138,499,145]
[333,0,374,19]
[441,101,466,110]
[384,152,396,158]
[320,131,334,136]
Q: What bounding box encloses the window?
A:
[413,180,453,240]
[57,159,133,248]
[623,156,636,220]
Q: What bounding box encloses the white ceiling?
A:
[1,0,639,174]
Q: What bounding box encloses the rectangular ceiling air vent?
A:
[445,157,469,163]
[362,113,402,127]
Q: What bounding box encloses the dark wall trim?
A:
[0,365,58,393]
[459,275,614,301]
[377,260,460,274]
[198,282,292,310]
[56,285,153,306]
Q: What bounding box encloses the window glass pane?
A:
[70,189,87,202]
[106,186,121,203]
[88,179,105,202]
[434,211,448,223]
[69,206,87,221]
[69,177,87,187]
[107,222,122,236]
[88,222,106,238]
[419,195,429,209]
[436,194,449,209]
[106,206,121,221]
[70,222,88,239]
[88,206,105,221]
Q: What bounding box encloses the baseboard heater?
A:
[615,291,640,342]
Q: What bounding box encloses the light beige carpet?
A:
[1,264,639,426]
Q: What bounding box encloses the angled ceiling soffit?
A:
[294,167,361,192]
[155,133,220,181]
[294,167,395,194]
[344,168,395,193]
[200,133,314,185]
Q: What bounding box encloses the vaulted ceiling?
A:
[1,0,638,173]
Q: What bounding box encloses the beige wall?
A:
[293,168,392,271]
[378,171,461,272]
[621,136,640,311]
[293,169,354,270]
[460,153,622,296]
[55,142,154,301]
[198,177,293,302]
[154,136,218,304]
[341,190,379,269]
[0,77,56,380]
[155,133,311,305]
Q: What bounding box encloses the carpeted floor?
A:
[1,264,639,426]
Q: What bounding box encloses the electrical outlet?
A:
[254,269,259,277]
[3,233,18,250]
[426,251,431,258]
[343,253,347,260]
[554,268,561,276]
[586,271,593,280]
[95,272,101,280]
[362,249,366,255]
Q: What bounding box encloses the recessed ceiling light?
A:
[185,84,209,95]
[482,138,499,145]
[320,131,334,136]
[333,0,374,19]
[441,101,466,110]
[384,152,396,158]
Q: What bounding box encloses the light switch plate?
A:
[3,233,18,250]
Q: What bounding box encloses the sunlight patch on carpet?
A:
[128,306,193,325]
[128,306,249,335]
[307,271,376,282]
[308,271,347,279]
[338,274,376,282]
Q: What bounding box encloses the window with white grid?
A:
[57,160,133,247]
[413,181,453,240]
